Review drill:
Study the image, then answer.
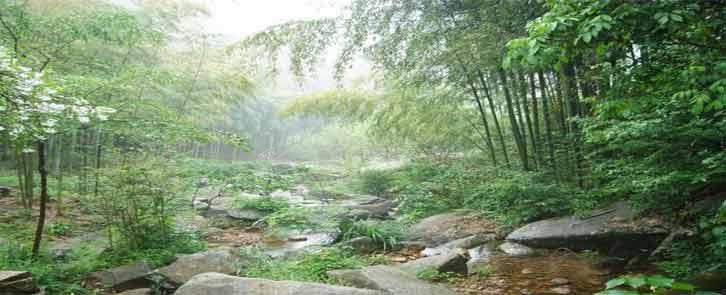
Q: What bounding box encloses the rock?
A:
[175,272,384,295]
[398,249,469,275]
[498,242,534,257]
[550,286,572,294]
[339,237,377,254]
[156,248,239,286]
[506,202,669,257]
[421,234,495,257]
[391,256,408,263]
[466,244,496,275]
[0,271,39,294]
[227,208,266,221]
[0,186,10,198]
[328,265,458,295]
[85,261,152,292]
[405,211,497,247]
[116,288,150,295]
[50,231,108,260]
[345,197,394,219]
[521,268,534,274]
[550,278,570,286]
[288,236,309,242]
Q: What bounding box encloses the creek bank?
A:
[175,272,384,295]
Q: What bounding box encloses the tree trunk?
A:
[538,71,557,170]
[32,140,49,258]
[498,68,529,171]
[528,73,543,168]
[477,69,511,168]
[519,71,538,169]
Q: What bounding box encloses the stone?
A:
[550,278,570,286]
[466,244,496,275]
[116,288,150,295]
[398,248,469,275]
[85,261,152,292]
[506,202,669,257]
[156,248,239,286]
[226,208,266,221]
[405,211,497,247]
[345,197,394,219]
[327,265,458,295]
[521,268,534,274]
[550,286,572,294]
[421,234,495,257]
[0,271,39,294]
[49,231,108,260]
[498,242,535,257]
[175,272,384,295]
[339,236,377,254]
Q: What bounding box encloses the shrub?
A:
[241,247,378,284]
[235,196,289,214]
[336,219,402,250]
[357,170,392,196]
[415,268,460,283]
[596,275,719,295]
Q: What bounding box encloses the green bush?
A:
[596,275,719,295]
[235,196,289,214]
[357,170,392,196]
[415,268,460,283]
[336,219,402,250]
[241,247,380,284]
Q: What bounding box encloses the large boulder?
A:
[0,271,39,294]
[506,202,669,257]
[420,234,495,257]
[405,211,498,247]
[398,249,469,275]
[345,197,394,219]
[116,288,150,295]
[156,248,240,286]
[175,272,384,295]
[328,265,459,295]
[498,242,535,257]
[85,261,152,292]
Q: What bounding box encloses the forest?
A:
[0,0,725,294]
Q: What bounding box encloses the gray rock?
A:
[156,248,239,286]
[227,208,266,221]
[328,265,458,295]
[0,271,39,294]
[421,234,495,257]
[398,249,469,275]
[116,288,150,295]
[345,197,394,219]
[85,261,152,292]
[175,272,384,295]
[466,244,496,275]
[340,237,377,254]
[405,211,496,247]
[498,242,534,257]
[506,202,669,257]
[49,231,108,260]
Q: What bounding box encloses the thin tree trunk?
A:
[538,71,557,170]
[498,68,529,171]
[477,69,511,168]
[54,136,63,216]
[519,71,538,169]
[562,63,583,187]
[31,140,48,258]
[94,130,103,198]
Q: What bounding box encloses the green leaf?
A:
[670,282,695,291]
[644,275,674,288]
[595,290,640,295]
[606,277,628,289]
[625,276,646,288]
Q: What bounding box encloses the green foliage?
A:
[336,219,402,250]
[94,157,182,250]
[241,247,378,284]
[102,230,206,268]
[357,169,392,196]
[658,201,726,278]
[415,268,461,283]
[596,275,719,295]
[470,265,493,279]
[45,221,71,237]
[229,170,294,195]
[235,196,290,214]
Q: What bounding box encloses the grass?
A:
[241,246,387,284]
[336,219,403,251]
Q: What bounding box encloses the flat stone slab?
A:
[328,265,459,295]
[156,248,239,286]
[506,202,669,257]
[398,249,469,275]
[175,272,384,295]
[85,261,152,292]
[0,271,39,293]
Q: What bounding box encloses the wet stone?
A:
[550,278,570,286]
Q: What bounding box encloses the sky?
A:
[200,0,348,40]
